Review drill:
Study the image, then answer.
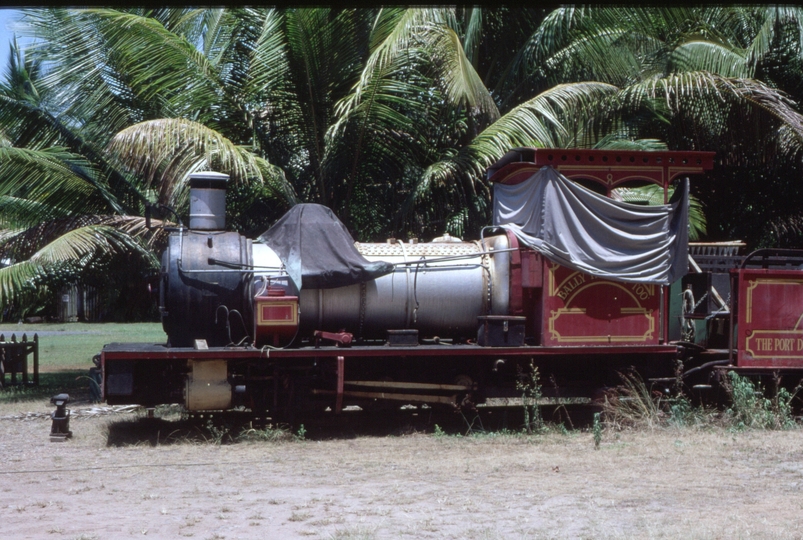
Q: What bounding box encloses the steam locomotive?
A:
[99,148,803,418]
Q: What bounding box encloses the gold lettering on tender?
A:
[773,338,795,352]
[557,274,586,300]
[755,337,773,351]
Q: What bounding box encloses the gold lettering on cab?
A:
[557,274,586,300]
[555,276,655,302]
[630,283,654,300]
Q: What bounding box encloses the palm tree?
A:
[335,6,803,243]
[4,7,803,319]
[0,39,156,318]
[486,6,803,245]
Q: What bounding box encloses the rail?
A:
[740,248,803,270]
[0,333,39,387]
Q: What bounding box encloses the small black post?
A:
[50,394,72,442]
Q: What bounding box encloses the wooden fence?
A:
[0,333,39,387]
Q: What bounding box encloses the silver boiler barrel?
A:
[296,234,512,340]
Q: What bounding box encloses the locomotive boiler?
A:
[160,176,516,349]
[100,148,803,419]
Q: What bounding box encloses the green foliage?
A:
[237,424,295,443]
[593,412,601,449]
[602,370,800,432]
[516,359,545,434]
[723,371,798,430]
[204,419,231,445]
[667,395,694,427]
[6,6,803,317]
[664,394,715,429]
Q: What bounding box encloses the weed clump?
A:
[601,370,799,434]
[236,424,296,443]
[592,412,601,449]
[517,360,545,434]
[721,371,797,430]
[205,419,231,445]
[601,371,663,430]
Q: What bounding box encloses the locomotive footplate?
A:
[100,341,681,412]
[711,364,803,381]
[100,342,681,360]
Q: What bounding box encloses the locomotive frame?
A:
[99,148,803,420]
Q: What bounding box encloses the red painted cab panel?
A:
[541,260,661,346]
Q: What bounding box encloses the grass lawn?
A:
[0,322,165,405]
[0,321,165,371]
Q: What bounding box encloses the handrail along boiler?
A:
[99,149,803,417]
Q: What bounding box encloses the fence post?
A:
[10,334,17,385]
[0,333,39,387]
[33,334,39,386]
[21,334,29,385]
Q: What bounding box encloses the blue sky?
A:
[0,9,22,69]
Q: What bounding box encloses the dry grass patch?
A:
[4,366,803,539]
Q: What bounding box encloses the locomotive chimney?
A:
[188,171,229,230]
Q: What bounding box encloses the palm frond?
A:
[0,146,118,226]
[0,223,154,306]
[95,215,169,250]
[333,8,450,133]
[745,7,803,68]
[627,72,803,158]
[0,37,42,105]
[75,9,220,109]
[514,7,663,89]
[614,184,707,240]
[429,24,500,121]
[22,8,222,130]
[282,8,370,203]
[461,7,483,66]
[397,82,620,228]
[593,136,668,151]
[444,81,620,179]
[243,8,290,99]
[107,118,267,204]
[0,217,91,262]
[254,156,298,207]
[0,260,44,307]
[28,225,150,265]
[670,41,752,78]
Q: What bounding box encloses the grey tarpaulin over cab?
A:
[493,166,688,285]
[258,203,394,290]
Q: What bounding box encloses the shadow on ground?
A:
[105,416,219,447]
[104,403,598,447]
[0,370,94,404]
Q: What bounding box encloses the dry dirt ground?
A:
[2,404,803,540]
